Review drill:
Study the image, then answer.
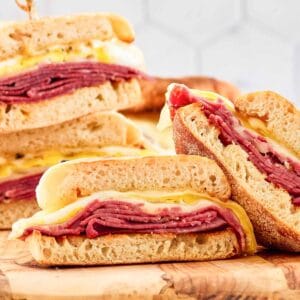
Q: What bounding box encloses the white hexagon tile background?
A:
[1,0,299,105]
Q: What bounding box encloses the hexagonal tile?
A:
[44,0,144,26]
[148,0,241,44]
[136,24,196,76]
[247,0,300,41]
[201,24,295,100]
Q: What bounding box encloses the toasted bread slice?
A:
[0,199,38,229]
[136,76,240,111]
[36,155,231,212]
[0,79,141,133]
[26,229,240,266]
[0,13,135,61]
[233,91,300,155]
[0,110,147,158]
[173,101,300,251]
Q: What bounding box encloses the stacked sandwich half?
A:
[0,13,155,228]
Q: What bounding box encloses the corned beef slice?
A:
[24,199,246,250]
[0,173,43,202]
[0,62,145,104]
[169,86,300,205]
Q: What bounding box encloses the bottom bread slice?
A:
[26,229,240,266]
[0,199,39,229]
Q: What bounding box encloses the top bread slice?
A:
[233,91,300,155]
[0,111,146,158]
[0,13,135,61]
[36,155,231,211]
[173,93,300,252]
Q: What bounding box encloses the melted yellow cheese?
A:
[0,146,155,179]
[10,190,256,253]
[0,40,145,77]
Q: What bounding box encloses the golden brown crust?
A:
[173,104,300,252]
[234,91,300,155]
[38,155,231,211]
[134,76,240,112]
[0,79,141,134]
[0,13,135,61]
[26,229,241,266]
[0,199,39,229]
[0,111,144,157]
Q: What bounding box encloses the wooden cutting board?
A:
[0,231,299,299]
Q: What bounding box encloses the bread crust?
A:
[173,104,300,251]
[135,76,240,111]
[0,13,135,61]
[0,111,145,157]
[26,229,240,266]
[0,199,39,229]
[234,91,300,155]
[0,79,141,133]
[37,155,231,212]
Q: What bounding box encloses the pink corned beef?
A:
[24,199,246,250]
[168,85,300,205]
[0,173,43,202]
[0,62,147,104]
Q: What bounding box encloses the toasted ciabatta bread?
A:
[36,155,230,210]
[172,90,300,251]
[0,13,134,60]
[233,91,300,154]
[11,155,256,265]
[27,229,239,266]
[0,199,38,229]
[136,76,240,111]
[0,110,148,158]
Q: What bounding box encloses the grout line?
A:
[293,44,300,103]
[148,19,193,48]
[143,0,150,22]
[240,0,248,22]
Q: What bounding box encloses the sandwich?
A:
[0,11,241,133]
[0,13,146,133]
[160,83,300,251]
[10,155,256,266]
[0,111,156,229]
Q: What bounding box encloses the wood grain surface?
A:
[0,231,299,299]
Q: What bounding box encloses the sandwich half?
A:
[0,111,155,229]
[162,83,300,251]
[0,13,146,133]
[10,155,256,266]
